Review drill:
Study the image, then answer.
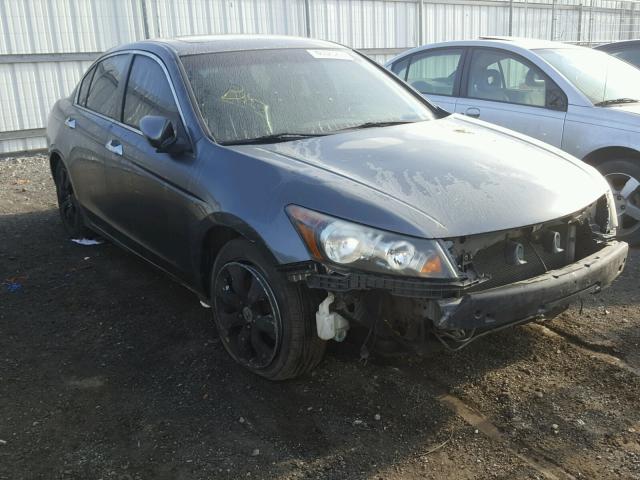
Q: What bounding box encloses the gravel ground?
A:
[1,153,639,480]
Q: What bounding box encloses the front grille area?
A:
[468,237,569,292]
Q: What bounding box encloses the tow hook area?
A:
[316,292,350,341]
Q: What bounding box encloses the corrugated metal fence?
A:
[1,0,640,154]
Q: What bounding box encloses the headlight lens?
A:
[286,205,458,279]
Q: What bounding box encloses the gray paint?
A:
[48,37,611,297]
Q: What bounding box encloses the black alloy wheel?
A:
[214,262,281,369]
[210,239,326,380]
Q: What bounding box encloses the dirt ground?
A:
[1,153,640,480]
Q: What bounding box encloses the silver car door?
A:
[455,48,567,147]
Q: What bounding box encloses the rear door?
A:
[67,55,129,220]
[455,48,567,147]
[391,48,466,113]
[105,53,197,278]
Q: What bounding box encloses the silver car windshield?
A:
[537,47,640,105]
[180,48,435,145]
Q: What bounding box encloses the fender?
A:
[193,211,280,295]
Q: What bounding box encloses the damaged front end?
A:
[283,194,628,353]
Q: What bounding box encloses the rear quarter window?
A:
[76,66,95,106]
[391,58,409,79]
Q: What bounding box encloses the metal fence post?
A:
[140,0,150,39]
[588,0,594,44]
[303,0,311,37]
[618,1,625,41]
[418,0,424,45]
[550,0,556,40]
[632,1,637,40]
[577,3,583,43]
[508,0,514,36]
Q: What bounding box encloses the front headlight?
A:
[286,205,459,279]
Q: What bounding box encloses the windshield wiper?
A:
[594,98,639,106]
[336,120,415,132]
[222,132,329,146]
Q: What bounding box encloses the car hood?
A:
[608,103,640,116]
[239,115,609,238]
[592,103,640,131]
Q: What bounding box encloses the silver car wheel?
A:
[606,172,640,237]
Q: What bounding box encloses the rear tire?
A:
[597,158,640,246]
[53,161,92,238]
[210,239,326,380]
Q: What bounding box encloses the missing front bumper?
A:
[434,240,628,330]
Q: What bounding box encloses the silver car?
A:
[386,37,640,244]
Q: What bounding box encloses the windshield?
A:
[180,48,435,145]
[537,47,640,105]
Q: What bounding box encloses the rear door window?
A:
[123,55,179,129]
[85,54,129,120]
[405,49,464,96]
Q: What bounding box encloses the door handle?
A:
[464,107,480,118]
[464,107,481,118]
[105,139,123,156]
[64,117,76,129]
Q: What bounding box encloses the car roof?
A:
[477,36,581,50]
[386,37,584,65]
[595,39,640,51]
[111,35,343,57]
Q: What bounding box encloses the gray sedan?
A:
[47,35,627,379]
[386,37,640,244]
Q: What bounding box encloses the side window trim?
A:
[120,55,135,125]
[404,47,468,98]
[74,50,191,145]
[113,54,133,123]
[461,47,567,112]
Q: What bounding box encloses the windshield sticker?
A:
[307,49,353,61]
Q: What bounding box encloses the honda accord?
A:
[47,35,628,380]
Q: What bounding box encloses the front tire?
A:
[598,158,640,246]
[210,239,326,380]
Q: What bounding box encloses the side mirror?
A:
[140,115,185,153]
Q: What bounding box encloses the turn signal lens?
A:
[286,205,323,259]
[420,255,443,275]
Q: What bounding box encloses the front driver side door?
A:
[455,48,567,147]
[105,53,199,281]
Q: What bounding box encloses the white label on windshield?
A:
[307,49,353,60]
